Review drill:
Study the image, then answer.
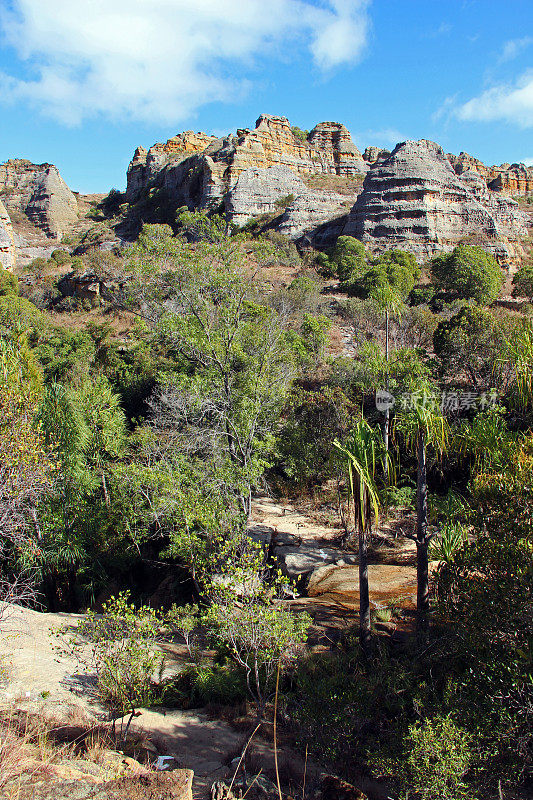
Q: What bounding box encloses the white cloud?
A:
[0,0,370,126]
[523,157,533,166]
[455,71,533,128]
[354,127,407,149]
[498,37,532,63]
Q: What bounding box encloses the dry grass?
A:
[302,173,364,195]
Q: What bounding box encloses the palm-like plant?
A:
[396,387,448,634]
[334,420,387,652]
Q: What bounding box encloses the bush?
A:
[0,271,19,297]
[429,245,503,305]
[51,249,71,265]
[319,236,367,282]
[406,717,472,800]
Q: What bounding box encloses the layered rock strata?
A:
[0,159,78,239]
[0,200,16,270]
[125,114,368,207]
[341,139,528,264]
[448,151,533,196]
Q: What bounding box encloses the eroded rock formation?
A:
[0,200,16,270]
[125,114,368,208]
[341,139,528,264]
[448,151,533,196]
[0,159,79,239]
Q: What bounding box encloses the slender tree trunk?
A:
[359,526,371,655]
[358,489,371,655]
[383,309,390,485]
[416,430,430,637]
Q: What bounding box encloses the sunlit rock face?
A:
[0,159,78,240]
[340,139,529,266]
[0,200,16,270]
[125,114,368,206]
[448,151,533,197]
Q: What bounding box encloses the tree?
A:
[58,593,165,741]
[317,236,367,282]
[397,387,448,635]
[0,336,52,547]
[512,260,533,302]
[429,245,503,305]
[124,219,299,518]
[433,305,507,389]
[333,420,387,653]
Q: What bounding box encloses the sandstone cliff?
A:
[125,114,367,205]
[0,200,16,270]
[340,139,528,264]
[448,151,533,196]
[0,159,79,239]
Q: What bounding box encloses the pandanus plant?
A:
[334,420,389,653]
[396,386,448,636]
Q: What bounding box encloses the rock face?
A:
[307,122,366,175]
[0,200,16,270]
[125,115,368,218]
[341,139,529,264]
[0,159,79,239]
[448,151,533,196]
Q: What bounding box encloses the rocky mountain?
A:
[0,159,79,240]
[338,139,528,264]
[122,115,530,265]
[448,151,533,196]
[0,200,16,270]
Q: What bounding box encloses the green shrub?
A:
[429,523,467,563]
[429,245,503,305]
[406,717,472,800]
[0,270,19,296]
[51,249,71,265]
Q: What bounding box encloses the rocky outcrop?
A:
[448,151,533,196]
[224,164,352,235]
[0,200,16,270]
[0,159,78,239]
[340,139,529,264]
[307,122,367,175]
[4,770,194,800]
[125,114,368,213]
[363,146,390,164]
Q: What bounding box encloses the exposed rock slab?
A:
[0,200,16,270]
[307,563,418,610]
[1,771,194,800]
[0,159,78,239]
[340,139,529,265]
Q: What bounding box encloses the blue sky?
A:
[0,0,532,193]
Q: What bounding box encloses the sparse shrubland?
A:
[2,216,532,799]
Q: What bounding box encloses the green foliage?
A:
[429,523,467,563]
[405,717,472,800]
[318,236,367,281]
[291,126,309,142]
[58,593,165,735]
[429,245,503,304]
[344,249,419,303]
[433,305,506,389]
[51,249,71,265]
[276,386,356,485]
[0,271,19,296]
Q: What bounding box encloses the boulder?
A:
[124,114,366,229]
[0,200,16,270]
[340,139,529,266]
[274,541,357,580]
[307,563,417,609]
